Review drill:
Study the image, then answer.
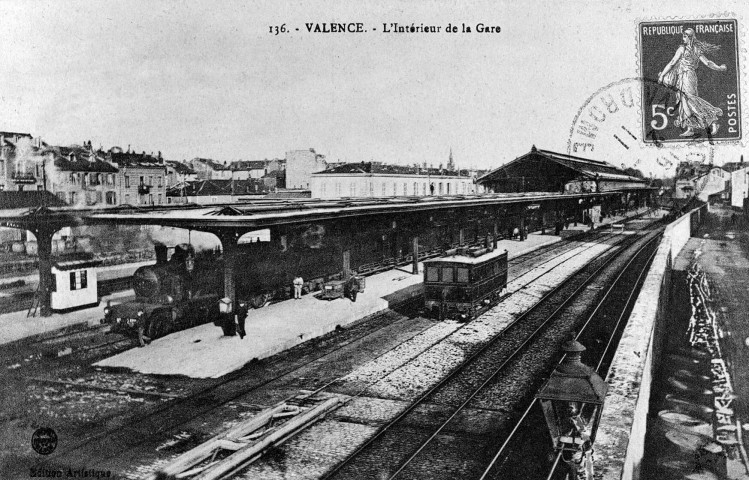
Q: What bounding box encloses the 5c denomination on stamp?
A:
[639,19,741,143]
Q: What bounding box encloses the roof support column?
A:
[411,236,419,274]
[33,226,56,317]
[519,210,526,241]
[217,230,240,305]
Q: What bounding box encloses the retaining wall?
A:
[595,203,707,480]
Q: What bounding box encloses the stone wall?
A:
[595,203,707,479]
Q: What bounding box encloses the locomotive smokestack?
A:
[155,243,168,265]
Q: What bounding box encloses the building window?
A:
[148,176,153,186]
[439,182,443,195]
[447,183,451,195]
[158,194,162,204]
[369,182,374,196]
[125,193,130,204]
[37,185,43,191]
[149,193,153,204]
[125,176,130,188]
[350,183,355,197]
[393,182,397,195]
[211,196,217,203]
[56,192,66,203]
[69,270,87,290]
[167,197,172,204]
[106,192,116,205]
[0,160,4,177]
[423,183,427,196]
[382,183,386,196]
[157,176,162,187]
[107,174,114,185]
[336,182,341,196]
[69,192,76,204]
[140,176,145,186]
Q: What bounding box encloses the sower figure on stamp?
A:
[658,28,727,137]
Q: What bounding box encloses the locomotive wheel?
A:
[147,317,162,340]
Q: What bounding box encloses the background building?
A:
[48,143,119,207]
[109,149,168,206]
[0,131,39,192]
[673,161,729,202]
[310,161,475,199]
[286,148,326,190]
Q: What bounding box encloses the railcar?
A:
[423,244,508,321]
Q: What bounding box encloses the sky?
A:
[0,0,746,176]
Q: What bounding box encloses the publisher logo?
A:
[31,427,57,455]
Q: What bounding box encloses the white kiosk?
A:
[50,258,102,311]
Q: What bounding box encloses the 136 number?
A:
[270,24,287,35]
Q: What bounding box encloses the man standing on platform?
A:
[293,276,304,299]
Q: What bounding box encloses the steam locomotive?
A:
[102,244,223,346]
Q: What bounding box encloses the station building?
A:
[310,162,477,199]
[477,146,647,194]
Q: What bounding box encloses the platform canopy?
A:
[477,147,648,194]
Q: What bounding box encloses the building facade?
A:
[166,179,271,204]
[729,165,749,209]
[286,149,326,190]
[190,158,232,180]
[49,144,120,207]
[310,162,476,199]
[109,150,168,206]
[0,131,39,192]
[165,161,197,188]
[674,164,729,202]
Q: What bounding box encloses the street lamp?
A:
[535,335,608,480]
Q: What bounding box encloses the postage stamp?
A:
[639,19,741,143]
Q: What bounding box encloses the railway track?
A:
[24,218,657,478]
[478,231,661,480]
[319,226,662,480]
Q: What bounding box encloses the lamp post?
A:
[536,336,608,480]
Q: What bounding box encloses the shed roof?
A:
[477,148,645,184]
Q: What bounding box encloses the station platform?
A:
[0,290,132,346]
[93,233,563,378]
[0,206,654,365]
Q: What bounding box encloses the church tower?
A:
[447,148,455,172]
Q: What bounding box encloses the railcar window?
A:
[457,267,469,283]
[442,267,454,283]
[426,266,439,282]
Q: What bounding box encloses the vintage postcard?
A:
[0,2,748,480]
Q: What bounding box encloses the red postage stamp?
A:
[639,19,741,143]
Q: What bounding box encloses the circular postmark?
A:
[567,77,720,200]
[31,427,57,455]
